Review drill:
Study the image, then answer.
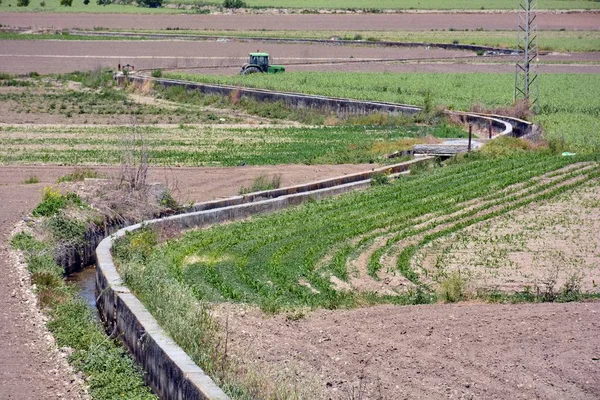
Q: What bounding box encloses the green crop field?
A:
[167,72,600,153]
[114,152,600,398]
[116,153,600,348]
[0,124,465,166]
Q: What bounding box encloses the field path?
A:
[1,11,598,31]
[0,169,82,399]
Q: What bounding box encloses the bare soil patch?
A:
[0,162,378,397]
[214,300,600,400]
[1,39,598,75]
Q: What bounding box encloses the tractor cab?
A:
[249,53,269,70]
[240,52,285,75]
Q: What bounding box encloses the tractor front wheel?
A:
[241,66,261,75]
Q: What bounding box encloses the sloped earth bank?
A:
[0,163,375,399]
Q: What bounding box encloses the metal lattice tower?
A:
[514,0,539,110]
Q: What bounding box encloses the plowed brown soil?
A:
[215,301,600,400]
[1,11,598,31]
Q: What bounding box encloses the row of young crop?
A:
[0,124,464,166]
[115,153,599,315]
[110,152,598,398]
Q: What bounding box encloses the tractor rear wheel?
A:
[241,66,261,75]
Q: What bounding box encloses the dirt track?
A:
[1,39,598,74]
[1,11,598,31]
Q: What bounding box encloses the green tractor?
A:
[240,52,285,75]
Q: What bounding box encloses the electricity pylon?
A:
[514,0,540,111]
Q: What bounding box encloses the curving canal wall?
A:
[90,79,533,399]
[94,158,432,400]
[118,74,532,137]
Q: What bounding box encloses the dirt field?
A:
[1,11,598,31]
[1,39,598,74]
[214,300,600,400]
[3,166,600,399]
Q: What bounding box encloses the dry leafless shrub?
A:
[470,99,532,121]
[119,116,149,192]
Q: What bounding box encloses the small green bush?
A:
[370,171,390,186]
[32,187,83,217]
[57,168,102,183]
[138,0,161,8]
[23,176,40,184]
[159,190,180,210]
[113,226,158,264]
[45,214,88,245]
[239,174,281,195]
[60,0,72,6]
[151,69,163,78]
[16,0,29,6]
[437,271,467,303]
[223,0,245,8]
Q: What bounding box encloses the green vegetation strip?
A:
[0,124,464,166]
[166,72,600,153]
[11,189,155,400]
[116,153,600,312]
[94,29,600,53]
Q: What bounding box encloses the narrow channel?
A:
[66,265,97,309]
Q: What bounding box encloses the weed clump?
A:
[57,168,102,183]
[23,176,40,184]
[370,171,390,186]
[239,174,282,195]
[32,187,83,217]
[480,136,536,158]
[437,271,468,303]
